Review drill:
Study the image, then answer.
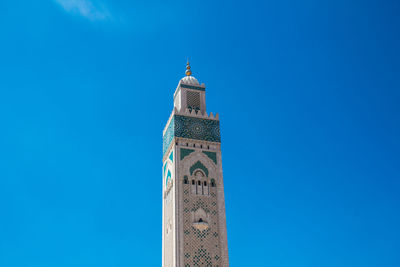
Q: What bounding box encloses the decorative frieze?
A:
[163,115,221,156]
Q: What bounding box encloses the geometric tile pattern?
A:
[174,115,220,144]
[163,115,221,156]
[193,246,212,266]
[202,151,217,164]
[181,83,205,91]
[187,91,201,110]
[181,148,195,160]
[182,180,221,267]
[163,117,175,156]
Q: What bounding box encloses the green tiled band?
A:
[163,115,221,156]
[202,151,217,164]
[181,148,195,160]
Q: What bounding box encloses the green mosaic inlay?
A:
[193,246,212,267]
[190,161,209,177]
[163,117,174,156]
[181,83,205,91]
[192,200,210,213]
[174,115,220,143]
[163,115,221,156]
[169,151,173,162]
[193,227,210,240]
[202,151,217,164]
[181,148,195,160]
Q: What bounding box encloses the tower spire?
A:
[185,59,192,76]
[162,62,229,266]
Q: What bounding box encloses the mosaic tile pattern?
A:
[193,227,210,240]
[191,200,210,213]
[175,115,220,144]
[182,181,221,267]
[181,83,206,91]
[193,246,212,267]
[181,148,195,160]
[163,117,174,156]
[202,151,217,164]
[163,115,221,156]
[190,161,209,177]
[187,91,201,110]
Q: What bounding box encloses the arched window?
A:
[199,218,203,223]
[183,176,188,184]
[211,179,216,187]
[192,180,195,185]
[204,181,207,186]
[198,181,201,186]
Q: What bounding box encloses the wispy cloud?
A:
[54,0,111,21]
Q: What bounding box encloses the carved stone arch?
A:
[192,208,210,231]
[193,169,205,178]
[190,161,209,177]
[181,150,217,179]
[193,208,208,223]
[210,178,216,187]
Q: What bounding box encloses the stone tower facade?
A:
[162,63,229,267]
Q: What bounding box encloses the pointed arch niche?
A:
[190,161,209,177]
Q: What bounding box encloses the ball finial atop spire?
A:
[185,59,192,76]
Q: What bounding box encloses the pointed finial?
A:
[185,59,192,76]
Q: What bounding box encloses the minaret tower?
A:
[162,62,229,267]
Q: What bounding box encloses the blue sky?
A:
[1,0,400,266]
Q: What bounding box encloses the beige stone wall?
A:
[163,76,229,266]
[176,141,229,267]
[163,146,176,267]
